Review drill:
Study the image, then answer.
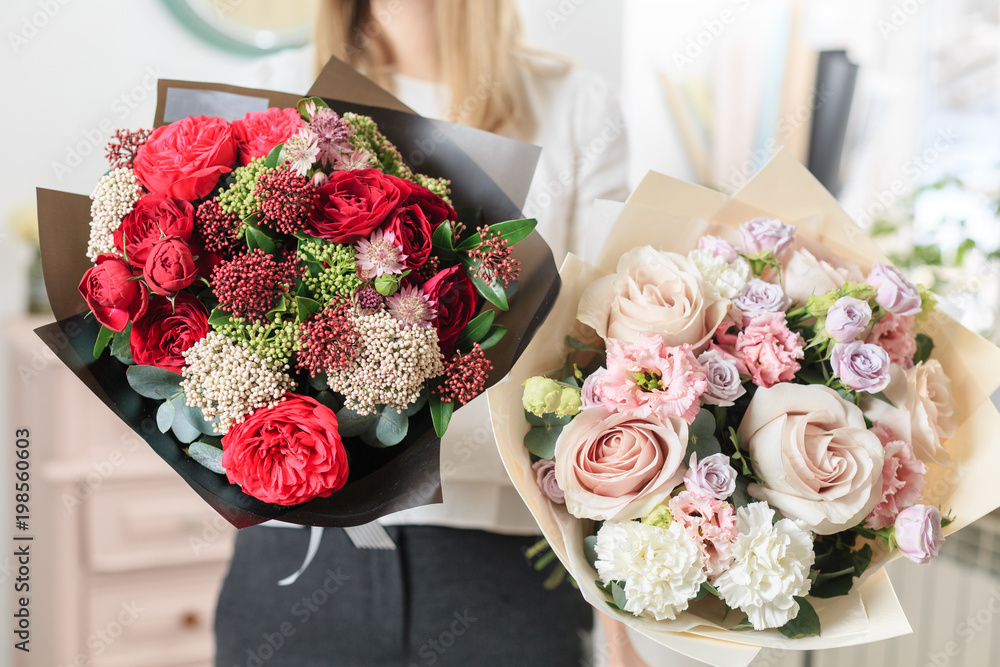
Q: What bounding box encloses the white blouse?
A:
[240,47,630,534]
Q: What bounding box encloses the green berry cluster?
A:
[297,238,361,306]
[215,316,299,369]
[217,158,270,220]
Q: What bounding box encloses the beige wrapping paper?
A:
[487,150,1000,664]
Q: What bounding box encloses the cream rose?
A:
[577,246,728,352]
[781,245,864,305]
[553,407,688,521]
[739,384,884,534]
[863,361,957,466]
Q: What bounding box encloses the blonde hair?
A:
[314,0,543,135]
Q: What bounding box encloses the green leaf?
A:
[374,405,409,447]
[430,389,454,437]
[406,388,428,417]
[126,365,184,400]
[432,220,454,251]
[731,476,753,508]
[913,333,934,365]
[93,325,115,359]
[777,598,821,639]
[611,581,628,611]
[566,336,605,354]
[454,218,537,251]
[523,426,562,459]
[208,308,234,328]
[455,310,495,350]
[469,271,509,311]
[156,400,175,433]
[110,324,134,364]
[169,395,202,444]
[246,225,277,255]
[262,142,284,170]
[583,535,599,570]
[731,618,756,632]
[176,397,219,436]
[478,325,507,351]
[524,410,572,429]
[187,441,226,475]
[374,273,403,296]
[296,296,322,323]
[336,405,379,438]
[685,409,722,461]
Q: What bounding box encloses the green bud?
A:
[840,281,875,301]
[805,289,841,319]
[642,505,673,529]
[373,273,402,297]
[555,387,582,418]
[916,284,937,325]
[522,377,563,417]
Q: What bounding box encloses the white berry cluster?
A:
[181,332,296,434]
[327,310,444,415]
[87,168,143,261]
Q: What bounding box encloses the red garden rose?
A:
[231,107,303,166]
[133,115,237,201]
[306,168,407,243]
[422,265,478,357]
[78,253,147,332]
[397,177,457,229]
[143,237,198,296]
[115,193,195,268]
[130,292,209,373]
[383,203,433,269]
[221,395,350,505]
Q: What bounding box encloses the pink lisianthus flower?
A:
[867,313,918,369]
[736,312,805,388]
[600,335,708,424]
[712,321,742,357]
[668,491,739,580]
[865,423,928,530]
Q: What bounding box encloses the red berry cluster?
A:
[297,304,360,377]
[106,128,153,170]
[256,167,315,235]
[434,343,493,406]
[212,249,299,322]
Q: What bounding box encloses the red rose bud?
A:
[143,238,198,296]
[231,107,303,166]
[133,115,236,201]
[383,203,433,269]
[306,168,406,243]
[78,253,148,332]
[395,176,457,229]
[130,292,209,373]
[114,193,195,267]
[222,395,350,505]
[422,265,478,357]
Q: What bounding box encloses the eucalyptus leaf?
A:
[777,598,821,639]
[126,365,184,400]
[685,409,722,460]
[406,388,428,416]
[188,441,226,475]
[170,395,202,443]
[611,581,628,612]
[375,405,409,446]
[523,426,561,459]
[731,476,753,508]
[156,399,175,433]
[177,397,219,436]
[583,535,599,570]
[336,405,379,437]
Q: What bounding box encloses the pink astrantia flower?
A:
[386,284,436,328]
[283,128,320,176]
[599,335,708,424]
[356,228,407,277]
[736,312,805,388]
[867,313,918,369]
[668,490,739,580]
[865,423,928,530]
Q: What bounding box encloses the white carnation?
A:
[714,502,815,630]
[688,248,750,299]
[595,520,706,621]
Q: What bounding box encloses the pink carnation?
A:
[600,335,707,424]
[736,312,805,388]
[867,313,918,369]
[865,423,928,530]
[712,321,741,356]
[668,491,739,579]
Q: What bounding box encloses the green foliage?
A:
[110,324,134,365]
[187,441,226,475]
[93,325,114,358]
[126,365,184,400]
[777,598,821,638]
[913,333,934,365]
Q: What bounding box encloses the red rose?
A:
[306,168,406,243]
[130,292,209,373]
[221,395,349,505]
[143,238,198,296]
[383,204,433,269]
[398,178,457,229]
[231,107,303,166]
[133,115,237,201]
[78,253,147,332]
[422,265,478,357]
[115,193,195,267]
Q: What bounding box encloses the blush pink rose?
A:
[553,407,688,521]
[599,335,707,424]
[867,313,917,369]
[739,383,885,534]
[736,312,805,388]
[865,423,928,530]
[668,490,739,579]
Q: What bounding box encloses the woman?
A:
[216,1,637,664]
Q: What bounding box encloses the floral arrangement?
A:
[518,217,957,637]
[76,97,534,507]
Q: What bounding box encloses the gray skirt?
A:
[214,525,593,667]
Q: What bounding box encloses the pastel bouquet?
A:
[37,60,558,527]
[488,154,1000,665]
